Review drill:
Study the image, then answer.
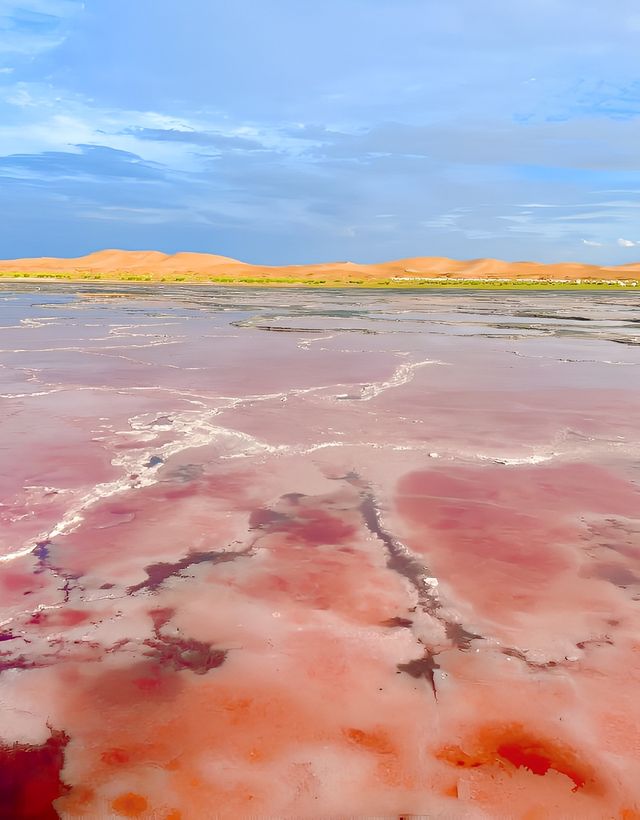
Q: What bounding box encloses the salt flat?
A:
[1,284,639,817]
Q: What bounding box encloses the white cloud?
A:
[0,82,311,173]
[618,237,637,247]
[0,84,254,172]
[582,239,603,246]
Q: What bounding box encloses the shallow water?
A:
[1,284,639,818]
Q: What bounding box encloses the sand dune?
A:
[0,248,638,282]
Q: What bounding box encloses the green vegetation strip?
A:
[0,271,638,289]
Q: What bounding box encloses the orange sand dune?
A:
[0,248,639,282]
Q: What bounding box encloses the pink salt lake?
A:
[0,283,639,818]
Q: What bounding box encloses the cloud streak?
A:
[0,0,83,62]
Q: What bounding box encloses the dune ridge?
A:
[0,249,639,283]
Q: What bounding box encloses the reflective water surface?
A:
[1,284,639,818]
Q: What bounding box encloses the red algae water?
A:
[1,283,639,818]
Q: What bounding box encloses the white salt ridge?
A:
[107,322,183,335]
[20,317,60,328]
[0,338,181,354]
[513,350,638,366]
[297,333,339,350]
[0,388,67,398]
[466,435,640,467]
[2,356,445,563]
[359,359,441,400]
[1,406,285,564]
[487,453,559,466]
[297,441,445,455]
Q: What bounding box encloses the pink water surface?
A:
[1,284,639,818]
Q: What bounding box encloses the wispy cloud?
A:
[0,1,83,63]
[0,144,169,182]
[0,82,314,172]
[618,237,637,247]
[123,127,265,151]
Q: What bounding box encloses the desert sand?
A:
[1,249,639,284]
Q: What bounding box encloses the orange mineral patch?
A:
[111,791,149,817]
[344,727,395,755]
[101,747,130,765]
[437,724,595,793]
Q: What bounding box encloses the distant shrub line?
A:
[0,271,637,290]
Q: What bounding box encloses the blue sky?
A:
[1,0,640,264]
